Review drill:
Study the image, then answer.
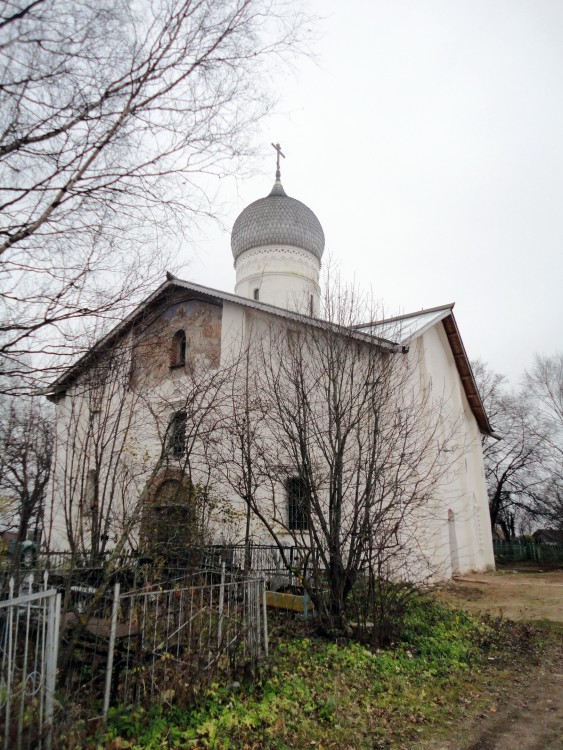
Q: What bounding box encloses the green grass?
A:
[84,597,543,750]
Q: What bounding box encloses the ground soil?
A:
[438,569,563,623]
[421,568,563,750]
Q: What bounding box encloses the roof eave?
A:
[440,313,495,437]
[353,302,455,330]
[45,277,400,398]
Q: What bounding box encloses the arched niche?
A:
[141,472,198,561]
[448,509,460,575]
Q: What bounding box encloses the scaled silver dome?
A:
[231,181,325,261]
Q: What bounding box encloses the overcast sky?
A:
[183,0,563,386]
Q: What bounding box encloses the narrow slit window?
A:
[169,411,187,456]
[287,476,309,531]
[85,468,98,518]
[170,330,187,368]
[253,288,260,301]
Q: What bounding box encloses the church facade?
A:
[45,162,495,580]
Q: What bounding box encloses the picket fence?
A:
[493,540,563,563]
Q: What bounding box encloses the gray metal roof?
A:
[356,303,496,438]
[355,304,454,343]
[231,180,325,261]
[46,276,398,398]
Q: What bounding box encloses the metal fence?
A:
[114,570,267,711]
[0,577,61,750]
[28,543,306,577]
[57,566,268,718]
[493,540,563,564]
[0,563,269,746]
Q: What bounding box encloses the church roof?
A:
[45,278,494,437]
[354,304,455,343]
[45,277,398,399]
[231,180,325,261]
[354,304,496,437]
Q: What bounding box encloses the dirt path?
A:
[438,570,563,622]
[423,570,563,750]
[421,642,563,750]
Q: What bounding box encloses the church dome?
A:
[231,181,325,261]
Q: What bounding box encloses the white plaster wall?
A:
[234,245,321,315]
[45,343,150,552]
[46,292,494,582]
[46,298,228,553]
[417,323,495,576]
[220,302,246,364]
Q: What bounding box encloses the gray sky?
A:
[184,0,563,385]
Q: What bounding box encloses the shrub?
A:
[346,576,420,647]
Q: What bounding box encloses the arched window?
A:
[170,329,187,368]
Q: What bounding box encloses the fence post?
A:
[44,592,61,750]
[103,582,121,721]
[16,577,34,749]
[217,562,226,649]
[289,547,294,588]
[303,591,309,620]
[262,579,269,659]
[255,580,262,655]
[3,579,15,750]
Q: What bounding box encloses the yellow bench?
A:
[265,590,313,615]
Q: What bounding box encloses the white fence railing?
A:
[0,578,61,750]
[0,567,269,744]
[112,569,268,712]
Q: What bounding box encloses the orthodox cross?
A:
[271,142,285,180]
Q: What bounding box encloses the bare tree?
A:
[525,353,563,428]
[220,290,458,639]
[0,0,310,392]
[0,396,53,550]
[46,341,140,561]
[473,359,549,538]
[216,340,274,571]
[532,477,563,533]
[523,353,563,532]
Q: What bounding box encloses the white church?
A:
[45,152,496,581]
